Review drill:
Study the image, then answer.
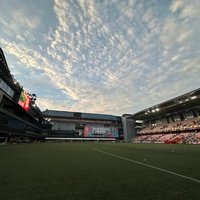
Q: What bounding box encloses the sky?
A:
[0,0,200,116]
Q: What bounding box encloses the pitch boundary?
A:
[92,148,200,184]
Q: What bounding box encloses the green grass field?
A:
[0,143,200,200]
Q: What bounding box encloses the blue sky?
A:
[0,0,200,115]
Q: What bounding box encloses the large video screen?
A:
[83,124,119,138]
[18,91,30,111]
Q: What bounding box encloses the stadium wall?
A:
[122,114,136,142]
[43,110,123,140]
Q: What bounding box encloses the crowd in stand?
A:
[131,117,200,144]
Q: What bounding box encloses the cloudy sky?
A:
[0,0,200,115]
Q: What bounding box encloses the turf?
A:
[0,143,200,200]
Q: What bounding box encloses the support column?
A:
[122,114,136,142]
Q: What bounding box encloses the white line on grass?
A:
[92,148,200,184]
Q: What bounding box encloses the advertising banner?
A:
[18,91,30,111]
[83,124,119,138]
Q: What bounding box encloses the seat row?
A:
[131,132,200,144]
[139,117,200,134]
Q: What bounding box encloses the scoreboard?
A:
[83,124,119,138]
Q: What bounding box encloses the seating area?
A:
[188,132,200,144]
[131,131,200,144]
[138,117,200,135]
[132,116,200,144]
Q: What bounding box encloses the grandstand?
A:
[0,48,51,143]
[43,110,123,141]
[126,88,200,144]
[1,46,200,199]
[1,47,200,145]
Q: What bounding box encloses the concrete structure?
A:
[0,48,50,143]
[122,114,136,142]
[43,110,123,139]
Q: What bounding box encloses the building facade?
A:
[0,48,50,143]
[43,110,123,140]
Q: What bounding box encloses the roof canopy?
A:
[43,109,121,121]
[126,88,200,120]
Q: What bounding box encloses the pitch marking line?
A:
[92,148,200,184]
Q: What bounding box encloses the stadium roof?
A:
[43,109,121,121]
[125,88,200,120]
[0,48,10,78]
[0,48,22,94]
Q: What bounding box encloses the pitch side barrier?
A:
[45,137,116,141]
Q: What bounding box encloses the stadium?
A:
[124,88,200,144]
[1,47,200,200]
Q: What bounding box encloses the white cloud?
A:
[0,0,200,115]
[177,30,192,43]
[170,0,185,13]
[171,55,179,61]
[37,97,68,111]
[179,4,197,19]
[178,59,200,74]
[12,10,40,30]
[16,35,26,41]
[0,8,40,33]
[143,7,153,23]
